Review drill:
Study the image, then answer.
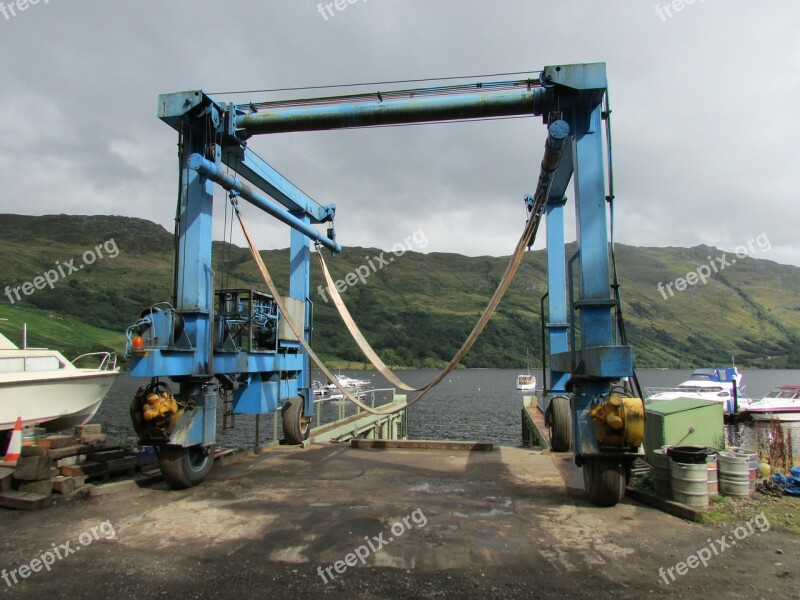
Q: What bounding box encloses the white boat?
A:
[747,385,800,422]
[516,374,536,392]
[516,348,537,391]
[645,367,750,415]
[311,380,326,396]
[324,373,371,390]
[0,331,119,432]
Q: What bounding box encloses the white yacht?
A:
[516,374,536,392]
[0,331,119,432]
[324,373,371,390]
[747,385,800,422]
[645,367,749,415]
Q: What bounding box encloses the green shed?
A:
[644,398,724,463]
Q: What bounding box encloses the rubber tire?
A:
[159,445,215,490]
[549,396,572,452]
[582,458,625,507]
[283,396,310,445]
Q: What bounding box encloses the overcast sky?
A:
[1,1,798,266]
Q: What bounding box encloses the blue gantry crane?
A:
[126,62,643,505]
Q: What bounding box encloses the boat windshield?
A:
[0,355,65,373]
[765,388,800,399]
[677,385,724,393]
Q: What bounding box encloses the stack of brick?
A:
[0,424,136,510]
[0,446,55,509]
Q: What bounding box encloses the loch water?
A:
[95,368,800,456]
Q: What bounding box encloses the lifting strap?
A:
[235,198,544,415]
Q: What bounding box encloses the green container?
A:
[644,398,724,464]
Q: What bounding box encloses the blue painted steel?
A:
[236,89,546,134]
[188,154,342,254]
[170,387,217,446]
[173,137,214,379]
[289,215,313,415]
[139,63,633,467]
[545,197,570,393]
[222,147,335,224]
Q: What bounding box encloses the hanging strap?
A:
[234,198,544,415]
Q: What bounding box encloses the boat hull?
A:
[748,410,800,422]
[0,371,118,432]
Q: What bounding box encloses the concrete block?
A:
[21,445,48,458]
[75,424,102,437]
[52,476,76,495]
[14,455,54,481]
[18,479,53,496]
[0,467,15,492]
[0,491,54,510]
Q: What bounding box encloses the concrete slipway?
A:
[0,443,797,599]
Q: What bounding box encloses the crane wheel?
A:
[582,457,625,507]
[549,395,572,452]
[159,445,215,489]
[283,396,311,445]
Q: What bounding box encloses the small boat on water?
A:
[516,374,536,392]
[325,373,371,390]
[311,380,326,396]
[747,385,800,422]
[645,366,749,416]
[0,330,119,433]
[516,348,537,391]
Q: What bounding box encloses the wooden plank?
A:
[88,449,126,463]
[60,462,107,478]
[49,445,89,459]
[350,439,494,451]
[47,435,79,449]
[0,491,54,510]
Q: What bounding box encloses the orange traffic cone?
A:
[4,417,22,463]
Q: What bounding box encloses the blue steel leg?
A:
[289,215,313,417]
[572,104,615,459]
[545,196,570,393]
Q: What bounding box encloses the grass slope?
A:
[0,214,798,369]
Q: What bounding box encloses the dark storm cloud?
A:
[0,0,797,265]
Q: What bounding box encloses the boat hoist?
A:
[125,62,644,506]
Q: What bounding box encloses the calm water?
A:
[94,368,800,453]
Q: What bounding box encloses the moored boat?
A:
[747,385,800,422]
[0,331,119,433]
[645,367,749,416]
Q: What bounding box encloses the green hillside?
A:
[1,214,798,369]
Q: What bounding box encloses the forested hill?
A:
[1,214,799,369]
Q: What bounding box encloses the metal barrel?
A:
[706,454,719,496]
[653,447,672,499]
[718,450,752,497]
[670,461,709,508]
[729,447,759,493]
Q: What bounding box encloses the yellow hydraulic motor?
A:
[589,392,644,449]
[143,390,179,421]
